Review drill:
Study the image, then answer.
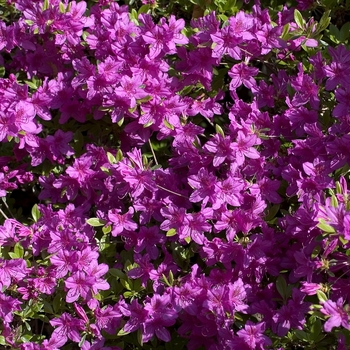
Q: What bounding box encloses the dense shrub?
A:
[1,0,350,349]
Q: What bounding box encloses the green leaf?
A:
[86,218,106,227]
[117,117,124,127]
[294,9,305,29]
[120,279,132,291]
[215,124,225,137]
[166,228,177,237]
[53,294,63,313]
[109,268,127,280]
[329,24,340,42]
[129,9,139,24]
[339,235,348,245]
[123,291,135,298]
[265,204,280,221]
[117,329,130,336]
[25,80,38,90]
[143,120,153,128]
[0,336,6,346]
[281,23,290,39]
[168,270,174,285]
[116,149,123,162]
[317,290,328,303]
[59,2,66,13]
[102,225,111,234]
[276,275,288,300]
[43,300,54,314]
[78,334,87,347]
[8,252,18,259]
[331,194,339,207]
[14,243,24,259]
[309,318,322,341]
[184,236,191,244]
[43,0,49,11]
[138,4,150,14]
[94,292,102,300]
[100,166,111,175]
[107,152,116,164]
[162,273,171,287]
[311,245,321,259]
[137,328,143,347]
[317,219,335,233]
[294,329,309,341]
[32,204,41,222]
[336,181,342,194]
[340,22,350,42]
[315,10,330,35]
[164,119,174,130]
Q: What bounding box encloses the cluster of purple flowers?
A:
[0,0,350,349]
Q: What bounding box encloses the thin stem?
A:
[156,184,188,198]
[0,207,9,220]
[2,197,14,218]
[148,139,158,165]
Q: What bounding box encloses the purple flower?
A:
[50,312,85,344]
[0,258,28,291]
[143,294,178,342]
[182,208,213,245]
[188,167,217,206]
[321,298,350,332]
[229,63,259,90]
[204,134,235,167]
[236,321,272,349]
[0,292,22,323]
[231,131,260,165]
[120,299,148,334]
[108,207,138,236]
[65,271,95,303]
[114,75,148,108]
[135,226,164,259]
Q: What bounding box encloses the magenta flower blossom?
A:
[160,203,187,236]
[93,304,122,335]
[213,177,244,209]
[236,321,272,349]
[188,167,217,206]
[66,156,94,184]
[0,292,22,323]
[127,253,153,287]
[65,271,96,303]
[114,75,148,108]
[120,299,148,334]
[182,208,213,245]
[87,261,110,295]
[142,15,188,59]
[135,226,165,260]
[0,258,28,290]
[231,131,260,165]
[204,134,235,167]
[211,25,243,60]
[143,294,178,342]
[108,207,138,236]
[45,130,74,161]
[321,298,350,332]
[228,63,259,90]
[50,312,85,344]
[0,112,16,142]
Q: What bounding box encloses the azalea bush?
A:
[1,0,350,349]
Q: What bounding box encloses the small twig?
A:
[156,184,189,198]
[0,207,9,220]
[2,197,14,218]
[148,139,158,165]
